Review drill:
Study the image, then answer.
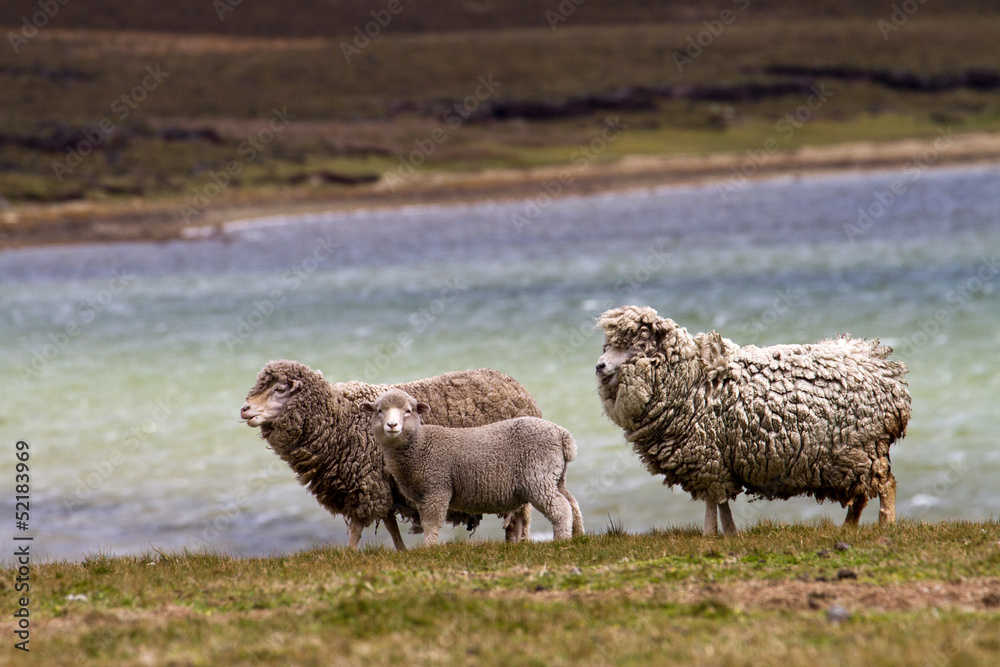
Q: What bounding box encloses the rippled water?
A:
[2,164,998,560]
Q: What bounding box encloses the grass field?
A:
[7,520,1000,665]
[2,1,999,219]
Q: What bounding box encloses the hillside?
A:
[1,0,999,245]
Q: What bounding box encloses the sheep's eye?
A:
[404,410,411,416]
[275,384,289,394]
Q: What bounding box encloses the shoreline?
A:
[2,131,999,249]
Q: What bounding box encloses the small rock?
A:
[796,572,812,582]
[65,594,89,602]
[834,542,851,551]
[816,549,832,559]
[826,604,850,623]
[982,592,1000,608]
[570,567,582,575]
[837,568,858,580]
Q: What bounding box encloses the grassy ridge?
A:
[1,2,999,234]
[9,520,1000,665]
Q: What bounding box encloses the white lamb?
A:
[361,389,585,546]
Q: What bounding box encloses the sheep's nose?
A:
[240,403,251,417]
[595,362,606,372]
[386,420,399,430]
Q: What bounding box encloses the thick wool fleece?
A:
[597,306,911,506]
[246,360,542,530]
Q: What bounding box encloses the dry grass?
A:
[7,520,1000,665]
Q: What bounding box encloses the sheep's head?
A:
[595,306,723,434]
[595,344,634,403]
[360,389,429,448]
[241,360,329,445]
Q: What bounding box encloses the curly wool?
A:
[246,360,542,532]
[597,306,911,507]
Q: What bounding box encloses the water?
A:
[2,164,998,560]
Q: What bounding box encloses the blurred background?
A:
[1,1,998,559]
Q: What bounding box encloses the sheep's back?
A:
[399,369,543,425]
[721,338,910,503]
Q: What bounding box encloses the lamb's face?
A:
[360,389,429,447]
[240,378,301,439]
[595,345,635,401]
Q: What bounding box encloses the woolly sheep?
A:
[361,389,585,546]
[240,360,541,550]
[594,306,911,536]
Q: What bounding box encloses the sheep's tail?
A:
[561,429,577,463]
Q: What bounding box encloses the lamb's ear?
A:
[359,401,376,414]
[696,331,730,386]
[415,402,431,415]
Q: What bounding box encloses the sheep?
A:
[361,388,584,546]
[240,359,542,550]
[594,305,911,536]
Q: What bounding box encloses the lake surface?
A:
[2,164,998,560]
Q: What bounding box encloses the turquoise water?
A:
[2,164,998,559]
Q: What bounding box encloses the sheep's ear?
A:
[359,401,376,413]
[415,402,431,415]
[696,331,730,386]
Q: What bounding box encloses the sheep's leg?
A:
[718,501,737,536]
[383,512,408,552]
[878,473,897,525]
[347,516,366,549]
[418,500,448,547]
[504,504,532,543]
[703,500,720,536]
[559,479,585,537]
[844,496,868,527]
[536,486,574,540]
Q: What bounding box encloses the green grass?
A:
[2,6,1000,208]
[7,520,1000,665]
